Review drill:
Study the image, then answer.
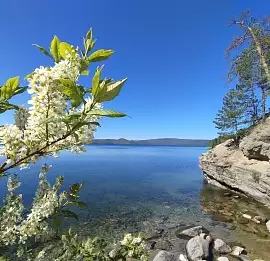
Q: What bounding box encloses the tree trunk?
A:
[250,85,257,124]
[261,85,266,119]
[248,27,270,88]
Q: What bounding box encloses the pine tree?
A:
[227,11,270,118]
[214,86,247,137]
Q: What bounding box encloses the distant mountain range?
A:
[92,138,210,147]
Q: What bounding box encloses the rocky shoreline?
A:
[149,224,268,261]
[195,117,270,260]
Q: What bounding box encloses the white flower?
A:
[121,233,132,245]
[132,237,142,244]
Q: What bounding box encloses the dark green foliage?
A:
[213,85,248,137]
[210,135,234,148]
[227,11,270,119]
[211,125,254,148]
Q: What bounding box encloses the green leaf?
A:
[70,183,83,194]
[69,201,87,208]
[0,100,19,114]
[14,86,28,96]
[58,210,78,220]
[87,109,127,118]
[87,49,114,62]
[81,70,89,76]
[0,76,20,100]
[73,121,101,131]
[59,42,75,59]
[92,67,103,98]
[33,44,52,58]
[79,59,89,75]
[50,36,61,62]
[85,28,93,42]
[84,28,94,55]
[58,79,84,107]
[97,78,127,102]
[52,216,62,229]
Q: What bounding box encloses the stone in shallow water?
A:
[179,254,188,261]
[217,257,229,261]
[175,226,209,239]
[230,246,246,256]
[155,240,171,250]
[238,216,249,224]
[152,251,176,261]
[243,214,252,220]
[254,215,267,223]
[238,255,252,261]
[185,235,210,261]
[266,220,270,233]
[213,238,232,254]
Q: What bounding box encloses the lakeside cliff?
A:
[200,116,270,207]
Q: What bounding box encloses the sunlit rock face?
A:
[199,117,270,207]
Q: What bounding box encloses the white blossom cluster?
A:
[0,176,23,245]
[108,233,148,261]
[18,165,66,244]
[0,50,101,169]
[0,165,66,248]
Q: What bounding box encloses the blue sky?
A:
[0,0,269,140]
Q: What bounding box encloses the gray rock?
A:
[240,120,270,161]
[179,254,188,261]
[176,226,209,240]
[153,251,176,261]
[199,116,270,207]
[230,246,246,256]
[254,215,267,223]
[185,235,210,261]
[242,214,252,220]
[266,220,270,233]
[217,257,229,261]
[213,238,232,254]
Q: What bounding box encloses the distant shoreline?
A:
[92,138,210,147]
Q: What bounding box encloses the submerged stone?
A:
[175,226,209,239]
[152,251,176,261]
[238,255,252,261]
[217,257,229,261]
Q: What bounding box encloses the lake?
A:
[1,145,270,259]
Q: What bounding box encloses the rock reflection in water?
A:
[200,182,270,260]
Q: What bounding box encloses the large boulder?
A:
[185,235,210,261]
[200,117,270,207]
[239,117,270,161]
[152,251,176,261]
